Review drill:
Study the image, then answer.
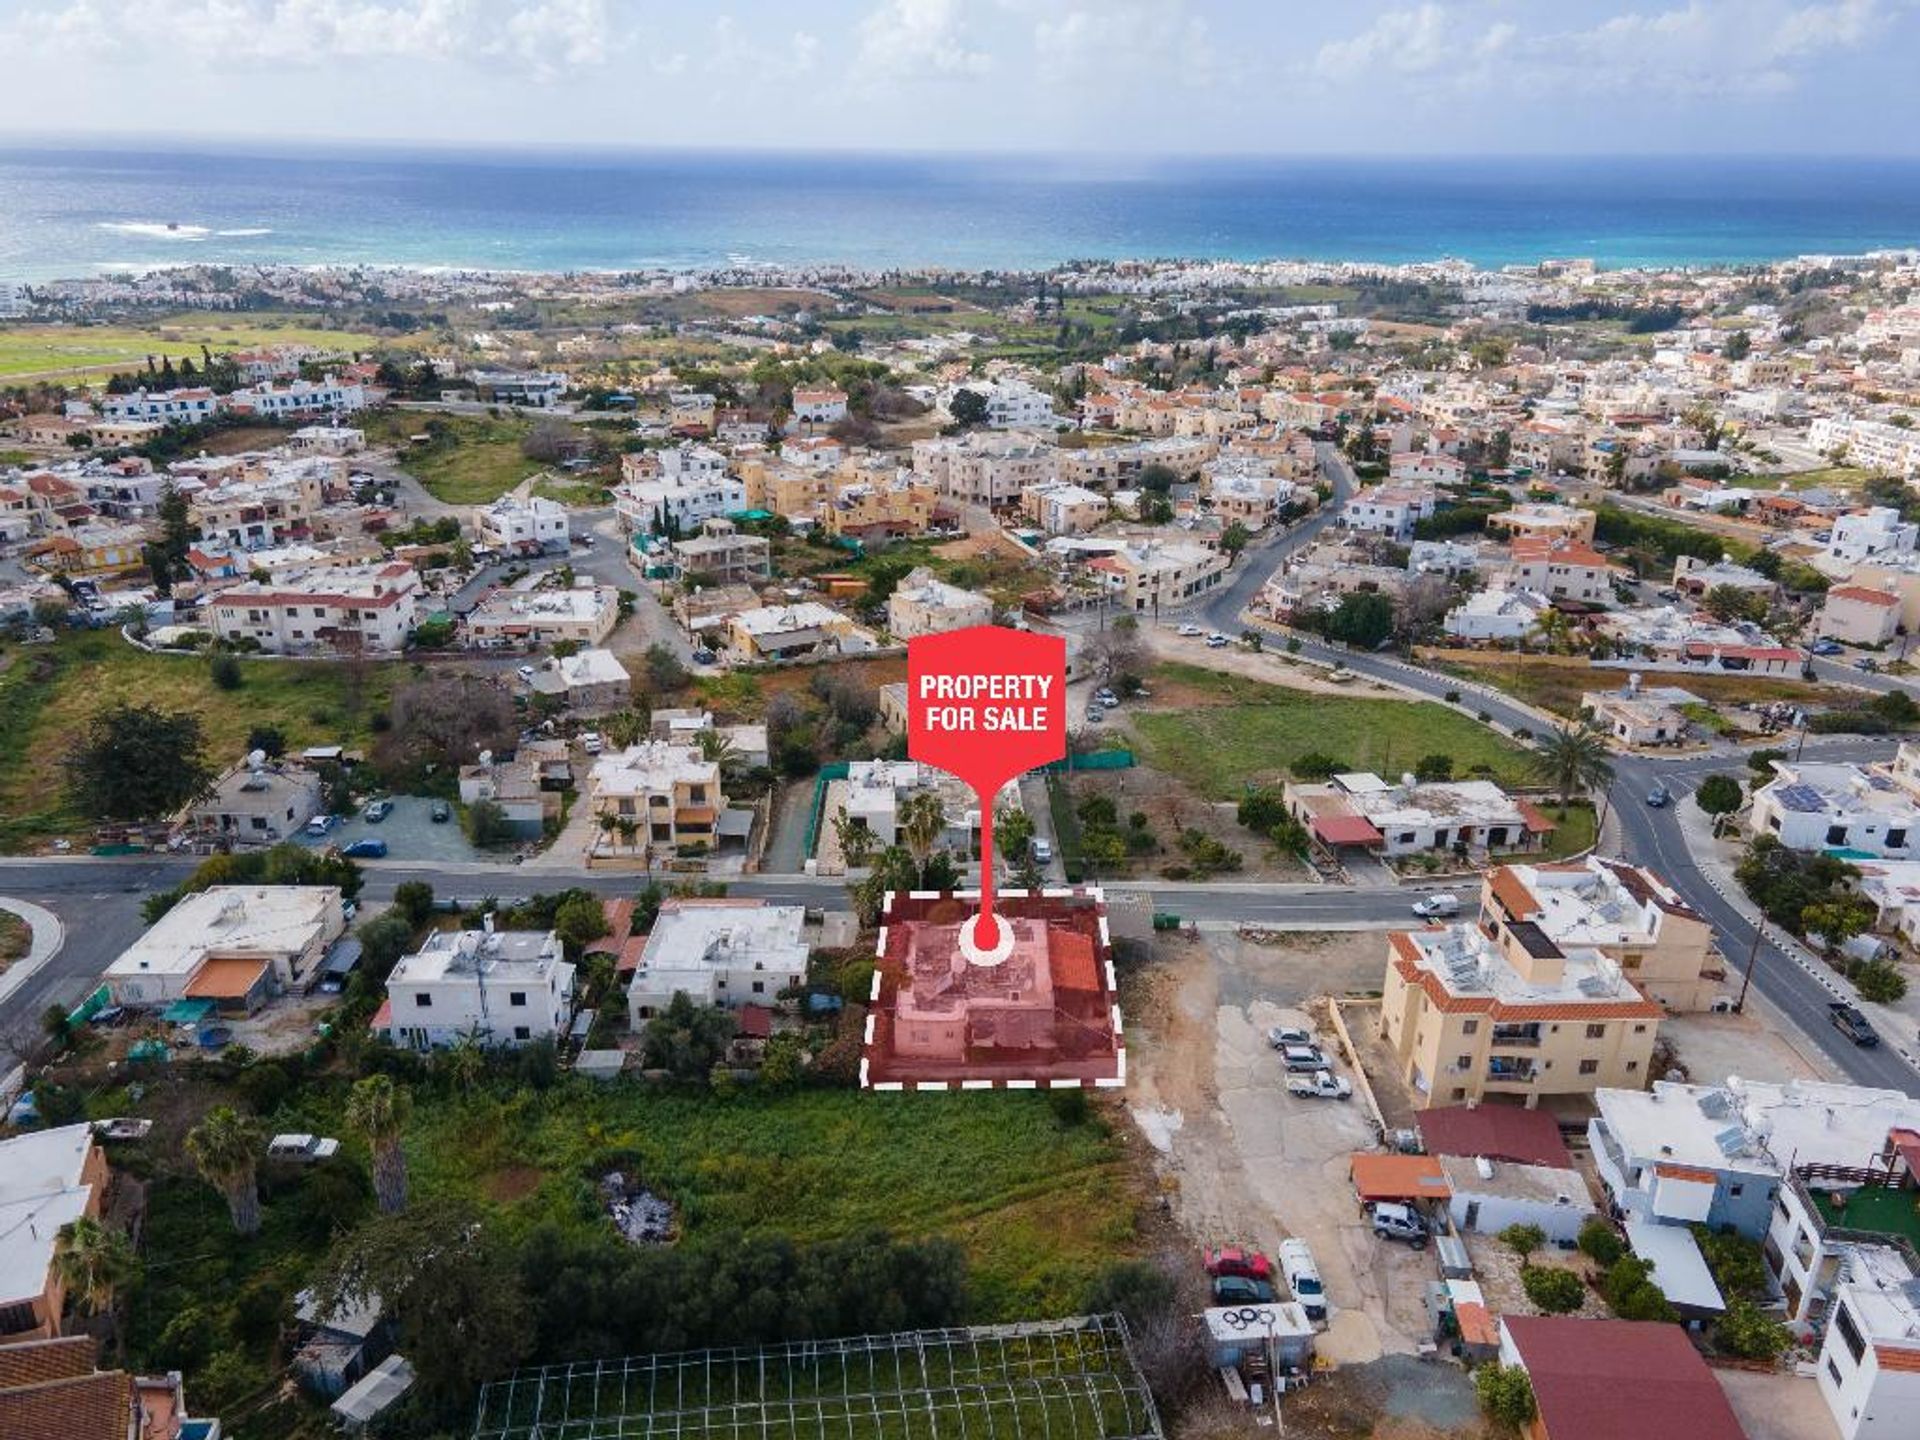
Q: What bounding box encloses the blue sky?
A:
[0,0,1914,154]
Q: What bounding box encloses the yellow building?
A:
[822,478,938,540]
[1379,896,1663,1110]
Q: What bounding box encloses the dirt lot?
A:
[1716,1370,1839,1440]
[1126,929,1435,1366]
[1661,1009,1833,1086]
[1461,1232,1608,1321]
[1140,626,1403,699]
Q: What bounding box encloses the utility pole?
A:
[1735,918,1764,1012]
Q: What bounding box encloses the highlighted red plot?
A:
[861,888,1125,1092]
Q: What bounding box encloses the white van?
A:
[1411,892,1461,919]
[1277,1239,1326,1322]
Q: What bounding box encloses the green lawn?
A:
[0,314,383,380]
[1527,801,1597,860]
[0,631,399,849]
[1429,655,1830,720]
[1135,663,1536,795]
[0,449,32,466]
[360,411,558,505]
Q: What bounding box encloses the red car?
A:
[1202,1246,1273,1282]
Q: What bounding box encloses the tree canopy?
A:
[63,702,216,821]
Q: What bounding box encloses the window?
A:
[509,992,527,1007]
[1579,1059,1599,1075]
[1633,1023,1648,1033]
[1891,828,1909,849]
[1586,1023,1607,1039]
[1456,1055,1472,1071]
[752,981,765,994]
[1826,1358,1842,1387]
[1461,1019,1479,1035]
[513,1026,531,1042]
[1625,1060,1639,1072]
[1826,825,1849,846]
[1834,1303,1867,1364]
[414,994,431,1008]
[1729,1184,1744,1198]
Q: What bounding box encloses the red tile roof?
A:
[1048,929,1102,992]
[735,1004,773,1039]
[1502,1317,1747,1440]
[1416,1104,1574,1169]
[1311,814,1386,847]
[1350,1153,1450,1203]
[1828,585,1899,606]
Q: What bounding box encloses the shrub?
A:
[1853,960,1908,1003]
[1475,1364,1536,1429]
[1501,1222,1547,1258]
[1603,1254,1677,1322]
[1291,751,1347,781]
[208,652,243,690]
[1520,1265,1586,1314]
[1577,1217,1625,1267]
[1716,1297,1791,1360]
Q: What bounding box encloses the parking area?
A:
[1127,927,1436,1365]
[298,795,490,863]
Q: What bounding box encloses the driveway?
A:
[301,796,489,863]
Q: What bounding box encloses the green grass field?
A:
[123,1081,1141,1439]
[1134,662,1536,794]
[0,631,399,849]
[360,410,557,505]
[0,314,384,380]
[1729,466,1878,492]
[1429,655,1829,719]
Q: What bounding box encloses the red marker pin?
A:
[908,626,1067,959]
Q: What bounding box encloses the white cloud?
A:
[706,15,820,83]
[1032,4,1217,87]
[0,0,620,77]
[855,0,994,79]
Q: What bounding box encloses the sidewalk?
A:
[0,897,67,1010]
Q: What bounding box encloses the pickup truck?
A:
[1287,1069,1353,1101]
[1830,1002,1881,1047]
[267,1133,341,1163]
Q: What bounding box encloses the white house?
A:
[788,386,848,428]
[1827,507,1919,567]
[949,378,1059,430]
[1813,1244,1920,1440]
[477,495,570,553]
[384,923,574,1049]
[1444,586,1552,642]
[1750,746,1920,859]
[886,568,992,639]
[627,900,809,1021]
[1339,485,1436,540]
[1440,1156,1594,1245]
[105,885,346,1006]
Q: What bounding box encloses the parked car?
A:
[692,648,717,665]
[267,1133,340,1163]
[1093,687,1120,708]
[91,1117,153,1142]
[429,800,452,823]
[1411,893,1461,919]
[1812,640,1844,657]
[1645,784,1671,808]
[1265,1026,1312,1049]
[1855,657,1881,673]
[580,731,605,755]
[1030,837,1054,864]
[1178,624,1205,638]
[1206,633,1230,648]
[1287,1069,1353,1101]
[305,814,338,836]
[1084,706,1105,724]
[516,663,538,682]
[363,798,393,823]
[1277,1239,1326,1322]
[1202,1246,1274,1282]
[342,838,389,859]
[1211,1274,1277,1305]
[1370,1202,1429,1248]
[1830,1002,1880,1046]
[1278,1044,1331,1073]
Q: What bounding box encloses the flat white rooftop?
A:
[107,885,339,979]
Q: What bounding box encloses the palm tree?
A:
[898,790,948,869]
[615,816,641,855]
[1528,607,1570,655]
[604,710,646,750]
[347,1075,412,1215]
[53,1215,135,1321]
[1532,720,1615,818]
[186,1106,264,1236]
[695,728,743,780]
[596,811,619,853]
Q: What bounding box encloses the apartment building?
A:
[1813,1242,1920,1440]
[186,464,328,552]
[627,900,809,1020]
[465,584,619,648]
[947,378,1058,430]
[666,524,772,584]
[1022,481,1111,535]
[886,567,992,639]
[1057,436,1215,490]
[98,385,220,423]
[1810,416,1920,478]
[1484,858,1722,1012]
[1086,539,1227,612]
[468,370,567,407]
[912,434,1057,507]
[617,443,743,533]
[226,375,367,418]
[822,478,938,540]
[1495,537,1619,607]
[477,494,570,553]
[1826,507,1919,567]
[384,924,575,1050]
[1589,1081,1786,1243]
[209,560,420,654]
[1378,918,1662,1110]
[25,521,150,576]
[588,741,725,852]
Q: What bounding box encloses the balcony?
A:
[1790,1166,1920,1264]
[1486,1058,1539,1084]
[1490,1025,1544,1049]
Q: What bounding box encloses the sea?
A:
[3,146,1920,283]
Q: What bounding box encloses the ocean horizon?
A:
[3,144,1920,284]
